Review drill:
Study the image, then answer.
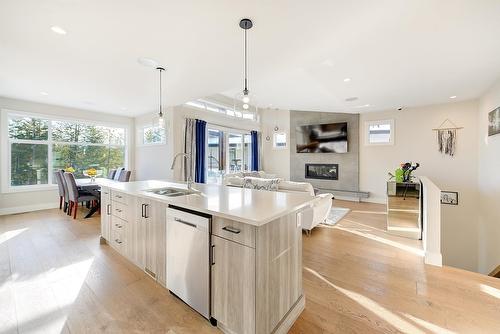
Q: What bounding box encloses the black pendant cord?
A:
[244,28,248,95]
[157,67,165,117]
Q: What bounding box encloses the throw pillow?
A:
[243,177,281,191]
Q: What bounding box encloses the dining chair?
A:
[54,171,65,210]
[107,169,117,179]
[60,170,71,214]
[118,170,131,182]
[113,167,125,181]
[64,172,98,219]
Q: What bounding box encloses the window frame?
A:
[1,109,129,193]
[205,124,255,184]
[184,99,259,123]
[273,132,287,150]
[140,124,166,146]
[364,119,395,146]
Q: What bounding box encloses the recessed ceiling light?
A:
[40,91,49,96]
[137,57,159,68]
[449,95,457,99]
[343,78,351,82]
[364,104,370,107]
[51,26,67,35]
[120,107,127,111]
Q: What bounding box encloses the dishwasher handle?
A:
[174,217,197,228]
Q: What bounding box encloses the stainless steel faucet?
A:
[170,152,193,189]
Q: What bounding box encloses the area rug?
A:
[323,207,351,226]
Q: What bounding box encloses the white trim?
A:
[364,119,395,146]
[1,108,128,193]
[424,251,443,267]
[0,202,59,216]
[273,132,287,150]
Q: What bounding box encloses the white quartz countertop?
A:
[86,179,315,226]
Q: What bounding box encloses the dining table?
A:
[76,178,102,218]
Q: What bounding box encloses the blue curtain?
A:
[251,130,259,171]
[195,119,207,183]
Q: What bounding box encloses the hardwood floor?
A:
[1,201,500,333]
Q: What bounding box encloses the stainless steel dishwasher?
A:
[166,206,211,319]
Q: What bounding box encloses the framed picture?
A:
[441,191,458,205]
[488,106,500,136]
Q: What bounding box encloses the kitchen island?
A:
[96,179,315,334]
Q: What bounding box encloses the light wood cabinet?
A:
[211,235,255,334]
[211,211,303,334]
[136,198,168,283]
[100,186,111,242]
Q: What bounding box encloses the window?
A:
[365,119,394,145]
[184,98,258,122]
[4,111,127,191]
[273,132,287,149]
[142,125,165,145]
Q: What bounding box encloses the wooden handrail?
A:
[489,265,500,278]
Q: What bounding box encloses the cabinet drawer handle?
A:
[114,223,122,228]
[115,195,122,199]
[107,204,111,215]
[222,226,241,234]
[115,208,122,213]
[115,239,122,244]
[144,204,149,219]
[211,244,215,265]
[174,217,197,228]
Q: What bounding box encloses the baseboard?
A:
[0,202,59,215]
[273,294,305,334]
[360,197,387,204]
[425,251,443,267]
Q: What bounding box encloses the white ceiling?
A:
[1,0,500,117]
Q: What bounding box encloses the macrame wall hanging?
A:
[432,119,463,156]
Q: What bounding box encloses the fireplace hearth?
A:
[305,163,338,180]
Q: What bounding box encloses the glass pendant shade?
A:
[234,91,258,116]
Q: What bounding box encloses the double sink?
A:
[146,187,198,197]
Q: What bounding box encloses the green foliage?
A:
[9,116,125,186]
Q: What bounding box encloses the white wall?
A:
[477,78,500,274]
[260,108,290,179]
[359,100,479,272]
[134,108,174,181]
[0,97,134,214]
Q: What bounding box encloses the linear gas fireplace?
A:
[305,163,338,180]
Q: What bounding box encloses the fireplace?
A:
[305,163,338,180]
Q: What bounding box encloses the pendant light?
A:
[234,18,257,114]
[156,66,165,128]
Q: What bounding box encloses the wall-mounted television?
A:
[296,122,348,153]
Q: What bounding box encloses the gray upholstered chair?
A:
[59,170,71,214]
[54,170,65,210]
[107,169,117,179]
[113,167,125,181]
[118,170,131,182]
[64,172,98,219]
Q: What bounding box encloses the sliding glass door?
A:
[207,129,224,184]
[206,127,253,184]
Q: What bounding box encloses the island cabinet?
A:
[135,197,168,286]
[108,190,135,259]
[211,211,304,334]
[100,186,111,242]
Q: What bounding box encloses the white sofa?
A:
[223,171,333,234]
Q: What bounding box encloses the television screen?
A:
[296,122,348,153]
